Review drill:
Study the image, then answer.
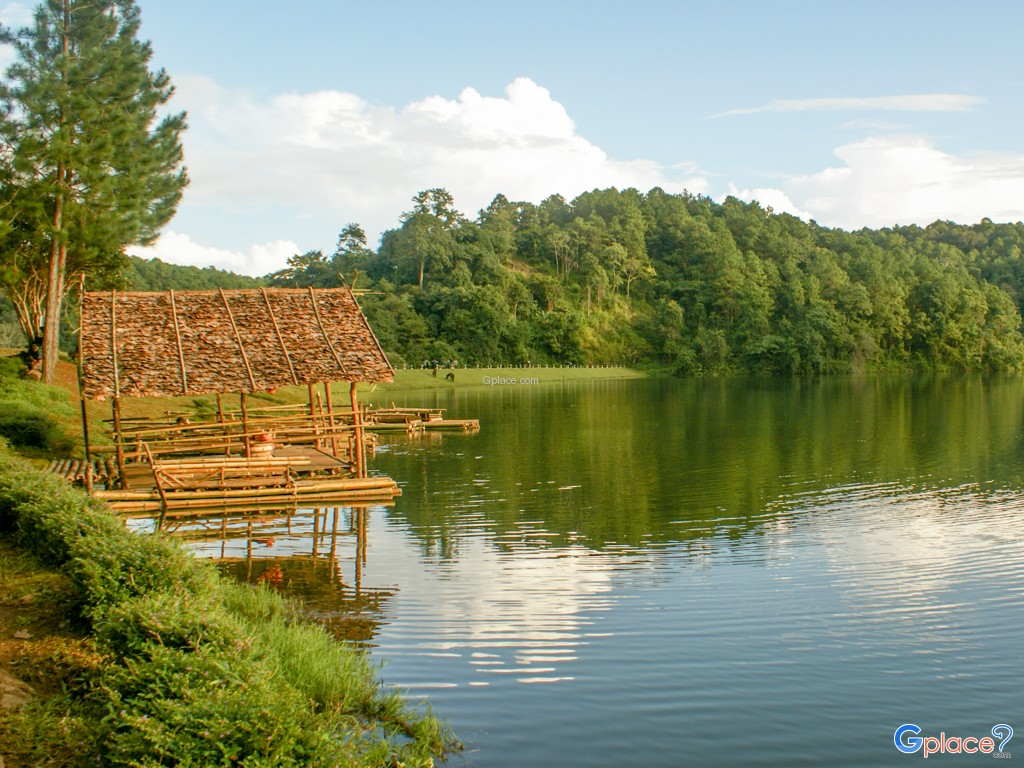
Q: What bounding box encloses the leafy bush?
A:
[0,398,73,452]
[97,591,251,660]
[0,373,76,416]
[0,441,457,766]
[0,354,26,379]
[98,645,342,768]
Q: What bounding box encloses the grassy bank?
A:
[359,365,647,396]
[0,440,456,767]
[0,351,647,458]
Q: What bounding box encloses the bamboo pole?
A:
[308,287,349,379]
[116,492,398,519]
[110,488,401,516]
[307,383,317,448]
[324,382,339,457]
[350,381,364,478]
[143,443,169,531]
[92,475,399,501]
[168,289,189,394]
[76,275,92,489]
[315,391,326,450]
[240,391,251,458]
[112,397,127,490]
[110,291,120,399]
[219,288,257,392]
[261,287,299,385]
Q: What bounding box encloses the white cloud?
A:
[128,231,299,277]
[725,185,813,220]
[754,135,1024,229]
[0,2,33,70]
[0,2,32,27]
[167,75,707,271]
[124,79,1024,273]
[714,94,985,118]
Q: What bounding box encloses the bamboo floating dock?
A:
[367,405,480,433]
[62,287,479,515]
[100,476,401,515]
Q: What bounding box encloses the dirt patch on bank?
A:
[0,541,98,703]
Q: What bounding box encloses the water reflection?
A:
[146,376,1024,766]
[140,505,395,642]
[374,375,1024,553]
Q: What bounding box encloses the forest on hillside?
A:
[265,188,1024,375]
[6,187,1024,376]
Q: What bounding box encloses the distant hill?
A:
[123,256,264,292]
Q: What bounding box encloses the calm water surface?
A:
[183,377,1023,766]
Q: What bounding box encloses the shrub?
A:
[0,354,26,379]
[0,399,73,452]
[97,645,343,768]
[0,374,76,416]
[96,591,252,660]
[0,441,457,767]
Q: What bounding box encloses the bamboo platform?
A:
[368,406,480,433]
[44,458,116,488]
[97,475,401,515]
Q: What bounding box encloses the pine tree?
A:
[0,0,187,384]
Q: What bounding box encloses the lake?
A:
[186,376,1023,766]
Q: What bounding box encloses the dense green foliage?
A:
[270,188,1024,374]
[0,443,454,766]
[122,255,264,291]
[0,0,187,381]
[0,355,75,452]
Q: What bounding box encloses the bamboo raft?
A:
[98,475,401,515]
[45,458,116,488]
[368,406,480,433]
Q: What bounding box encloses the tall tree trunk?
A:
[42,181,65,385]
[6,271,47,346]
[42,2,71,385]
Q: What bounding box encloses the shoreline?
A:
[0,443,455,765]
[359,366,647,395]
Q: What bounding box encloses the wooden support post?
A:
[350,382,364,478]
[240,391,251,458]
[76,274,92,489]
[307,383,318,448]
[315,391,325,451]
[216,393,228,455]
[143,443,169,531]
[324,382,339,457]
[78,388,92,491]
[112,397,127,490]
[109,290,128,490]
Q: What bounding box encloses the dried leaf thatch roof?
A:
[80,287,394,399]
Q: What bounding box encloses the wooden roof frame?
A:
[79,286,394,400]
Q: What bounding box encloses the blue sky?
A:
[3,0,1023,275]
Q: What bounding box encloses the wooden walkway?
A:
[47,446,399,515]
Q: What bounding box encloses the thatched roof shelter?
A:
[80,287,393,400]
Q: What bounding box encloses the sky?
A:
[2,0,1023,276]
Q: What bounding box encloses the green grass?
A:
[359,365,647,396]
[0,441,458,766]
